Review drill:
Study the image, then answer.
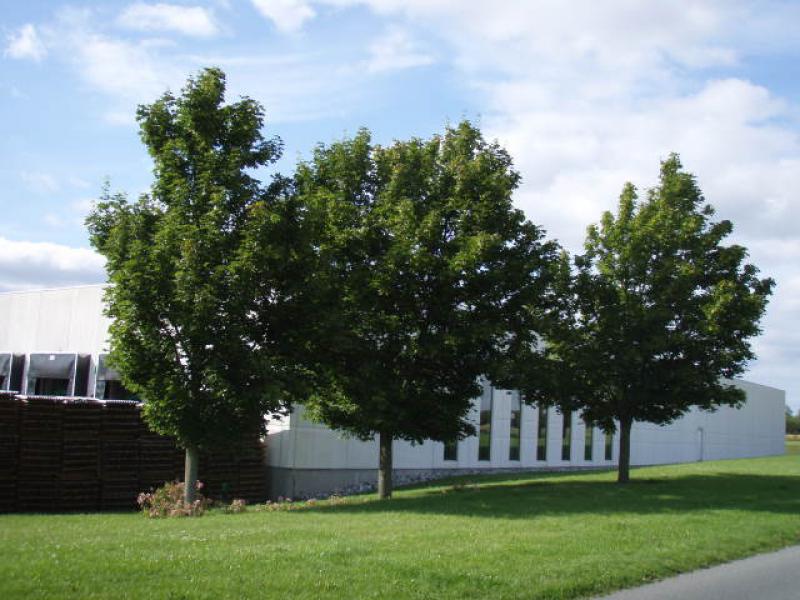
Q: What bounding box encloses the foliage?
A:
[786,406,800,435]
[3,456,799,599]
[136,481,209,518]
[527,154,774,482]
[295,121,559,496]
[86,68,312,496]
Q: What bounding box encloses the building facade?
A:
[0,285,786,499]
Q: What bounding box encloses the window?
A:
[27,353,75,396]
[95,354,136,401]
[0,354,9,390]
[561,411,572,461]
[103,380,134,401]
[509,392,521,461]
[9,354,25,392]
[34,378,70,396]
[443,438,458,461]
[605,431,614,461]
[478,387,492,461]
[584,417,593,461]
[536,405,548,461]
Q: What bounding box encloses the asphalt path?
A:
[596,545,800,600]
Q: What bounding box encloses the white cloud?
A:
[251,0,316,33]
[36,8,357,126]
[118,3,220,37]
[21,171,59,194]
[4,24,47,61]
[322,0,800,407]
[50,8,185,124]
[43,213,65,228]
[0,237,105,292]
[71,198,95,214]
[364,28,433,73]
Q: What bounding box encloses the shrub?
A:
[224,498,247,514]
[137,481,209,518]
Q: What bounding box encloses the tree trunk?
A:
[184,445,199,504]
[378,431,393,499]
[617,416,632,484]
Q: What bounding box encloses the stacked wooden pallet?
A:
[61,400,103,511]
[234,440,268,503]
[0,393,19,511]
[138,422,183,494]
[18,397,64,511]
[0,394,268,512]
[100,402,141,510]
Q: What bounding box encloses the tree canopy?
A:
[297,122,560,497]
[87,68,312,501]
[525,154,774,482]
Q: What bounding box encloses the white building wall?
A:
[267,379,784,474]
[0,285,786,495]
[0,285,110,355]
[0,285,111,395]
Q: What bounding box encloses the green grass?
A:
[787,437,800,455]
[1,454,799,600]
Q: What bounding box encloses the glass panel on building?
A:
[478,386,492,461]
[73,354,91,397]
[584,416,594,461]
[9,354,25,393]
[509,392,521,461]
[605,431,614,460]
[443,439,458,461]
[0,353,10,390]
[536,405,548,461]
[95,354,136,400]
[34,378,70,396]
[562,411,572,461]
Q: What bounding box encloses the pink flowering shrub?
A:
[137,481,209,518]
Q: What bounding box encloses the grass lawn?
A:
[1,454,799,600]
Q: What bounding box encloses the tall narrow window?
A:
[478,387,492,461]
[536,405,548,461]
[561,411,572,461]
[509,392,521,461]
[0,354,9,390]
[605,431,614,460]
[584,417,593,461]
[9,354,25,393]
[443,439,458,461]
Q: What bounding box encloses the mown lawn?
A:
[1,454,799,600]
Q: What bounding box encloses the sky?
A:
[1,1,798,409]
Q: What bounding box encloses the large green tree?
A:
[87,68,310,502]
[297,122,559,498]
[527,154,773,483]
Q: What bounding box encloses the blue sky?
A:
[1,1,799,408]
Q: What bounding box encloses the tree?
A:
[528,154,774,483]
[296,122,559,498]
[87,68,310,503]
[787,406,800,435]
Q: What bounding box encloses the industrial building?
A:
[0,285,786,499]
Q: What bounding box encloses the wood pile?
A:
[0,394,267,512]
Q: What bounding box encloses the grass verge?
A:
[1,453,798,600]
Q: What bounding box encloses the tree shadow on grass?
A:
[304,473,800,520]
